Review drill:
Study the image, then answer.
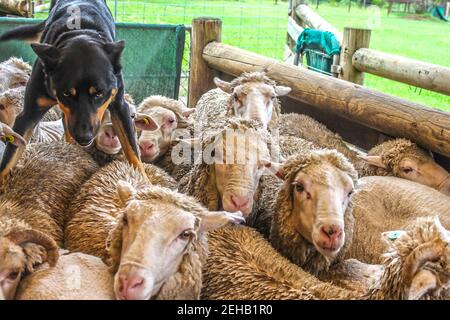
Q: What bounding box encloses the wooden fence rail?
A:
[202,42,450,158]
[353,48,450,96]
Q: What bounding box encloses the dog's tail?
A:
[0,21,46,43]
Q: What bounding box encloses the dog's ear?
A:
[31,43,60,70]
[104,40,125,73]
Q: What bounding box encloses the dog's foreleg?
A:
[109,92,148,180]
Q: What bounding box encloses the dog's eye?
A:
[95,92,104,99]
[63,88,76,97]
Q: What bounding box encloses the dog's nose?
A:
[76,135,94,146]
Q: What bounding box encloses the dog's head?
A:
[31,36,125,146]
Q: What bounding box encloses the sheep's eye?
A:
[0,104,4,110]
[168,118,175,124]
[348,190,354,197]
[122,215,128,226]
[295,183,304,193]
[402,167,414,174]
[271,94,277,100]
[7,271,20,280]
[233,93,240,102]
[63,91,71,97]
[179,229,192,241]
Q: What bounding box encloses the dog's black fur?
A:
[0,0,143,176]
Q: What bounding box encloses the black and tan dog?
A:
[0,0,148,179]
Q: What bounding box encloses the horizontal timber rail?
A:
[352,48,450,96]
[295,4,343,43]
[202,42,450,158]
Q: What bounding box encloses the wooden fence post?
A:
[188,18,222,108]
[338,27,371,85]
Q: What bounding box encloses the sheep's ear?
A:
[358,155,386,169]
[0,125,26,147]
[408,269,437,300]
[198,211,245,233]
[214,77,232,93]
[117,180,137,205]
[275,86,291,96]
[134,113,159,131]
[261,160,285,180]
[181,108,195,118]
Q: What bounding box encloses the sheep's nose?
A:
[320,225,342,243]
[139,141,154,152]
[118,274,145,300]
[104,127,116,140]
[231,195,250,209]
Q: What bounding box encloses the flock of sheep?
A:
[0,57,449,300]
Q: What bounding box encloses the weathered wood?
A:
[295,4,343,43]
[353,48,450,96]
[202,42,450,157]
[0,0,32,17]
[446,2,450,18]
[339,27,371,85]
[188,18,222,108]
[287,16,304,43]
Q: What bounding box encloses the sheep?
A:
[194,72,291,133]
[136,95,195,163]
[0,122,26,161]
[248,135,358,275]
[279,113,450,195]
[0,142,99,299]
[365,216,450,300]
[203,217,449,300]
[345,175,450,264]
[247,134,449,299]
[65,160,244,300]
[178,117,281,219]
[0,57,31,93]
[0,86,62,126]
[0,85,64,143]
[15,251,115,300]
[359,138,450,196]
[202,225,356,300]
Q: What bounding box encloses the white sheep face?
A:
[289,163,354,258]
[214,77,291,129]
[137,107,177,163]
[113,181,244,300]
[0,238,25,300]
[211,130,271,217]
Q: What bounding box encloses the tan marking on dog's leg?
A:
[36,97,57,108]
[111,114,148,181]
[57,101,75,144]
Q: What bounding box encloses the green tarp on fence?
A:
[0,18,185,103]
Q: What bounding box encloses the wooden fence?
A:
[189,17,450,170]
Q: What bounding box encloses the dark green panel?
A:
[0,18,185,103]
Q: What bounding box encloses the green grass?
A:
[35,0,450,110]
[314,3,450,111]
